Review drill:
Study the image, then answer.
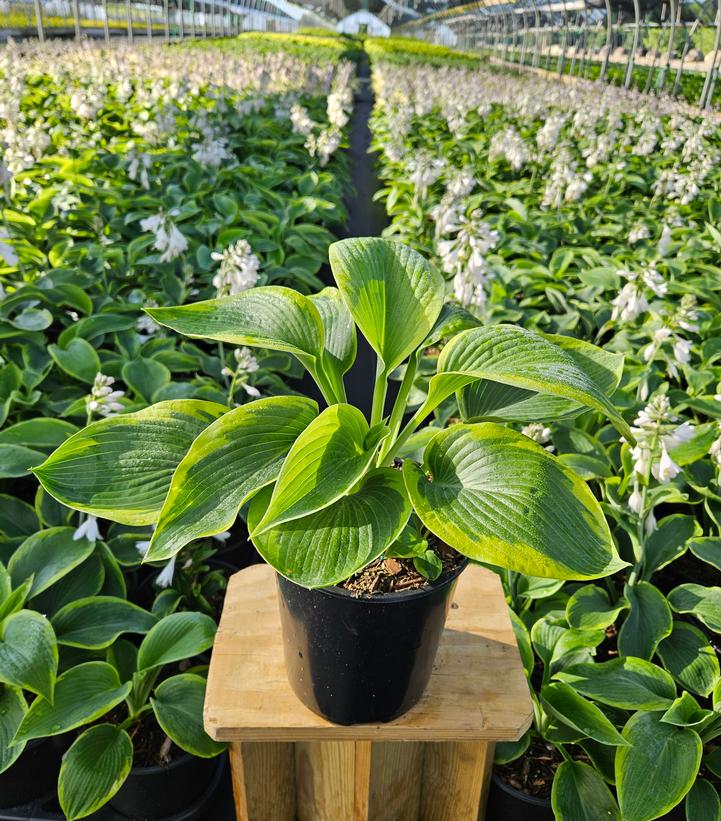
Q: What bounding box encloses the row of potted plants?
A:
[367,51,721,819]
[0,34,356,818]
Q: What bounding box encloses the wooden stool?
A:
[204,564,532,821]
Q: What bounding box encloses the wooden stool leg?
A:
[419,741,495,821]
[359,741,425,821]
[230,741,296,821]
[296,741,356,821]
[295,740,425,821]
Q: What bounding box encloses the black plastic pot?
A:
[0,737,68,808]
[485,772,555,821]
[108,752,219,820]
[659,801,686,820]
[276,560,467,725]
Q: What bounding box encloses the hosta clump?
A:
[34,238,632,588]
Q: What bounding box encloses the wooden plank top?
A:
[204,564,533,742]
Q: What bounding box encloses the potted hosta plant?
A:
[0,532,225,819]
[33,238,631,725]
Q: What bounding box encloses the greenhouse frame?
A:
[2,1,721,820]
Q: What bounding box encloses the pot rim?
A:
[491,770,553,808]
[126,749,221,777]
[277,556,469,603]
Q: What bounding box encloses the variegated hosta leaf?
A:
[403,423,626,579]
[253,404,388,535]
[422,302,481,348]
[329,237,445,373]
[32,401,227,525]
[459,334,624,424]
[146,286,324,372]
[249,469,412,588]
[147,397,318,561]
[423,325,632,440]
[308,288,357,401]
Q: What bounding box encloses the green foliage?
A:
[39,238,626,587]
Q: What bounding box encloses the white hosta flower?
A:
[73,515,101,542]
[234,346,259,373]
[611,283,648,323]
[406,151,446,199]
[290,104,314,136]
[445,167,476,200]
[657,224,673,257]
[87,373,125,418]
[192,136,231,168]
[641,267,667,298]
[52,186,81,216]
[489,127,529,172]
[211,240,260,297]
[314,128,342,166]
[675,295,700,333]
[521,423,554,452]
[128,151,152,190]
[430,198,462,238]
[662,421,694,451]
[439,210,498,317]
[642,327,672,362]
[627,395,693,484]
[137,312,160,339]
[140,212,188,264]
[326,91,350,129]
[628,483,644,515]
[0,229,18,266]
[536,113,567,152]
[652,446,682,483]
[645,508,658,535]
[69,89,101,120]
[628,223,650,244]
[672,338,692,367]
[453,269,488,314]
[228,346,261,402]
[155,556,176,589]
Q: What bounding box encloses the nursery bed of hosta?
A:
[0,33,355,820]
[3,29,721,821]
[371,56,721,820]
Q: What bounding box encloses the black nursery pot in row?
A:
[486,768,689,821]
[0,737,223,821]
[276,558,468,725]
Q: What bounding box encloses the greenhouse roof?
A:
[304,0,716,30]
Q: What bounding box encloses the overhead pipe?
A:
[599,0,613,79]
[624,0,641,88]
[701,0,721,108]
[672,18,699,98]
[569,10,583,76]
[583,19,603,78]
[519,5,530,69]
[510,6,520,64]
[643,2,666,94]
[544,12,555,71]
[533,1,541,68]
[558,1,570,77]
[502,8,511,64]
[33,0,44,41]
[72,0,81,39]
[659,0,679,90]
